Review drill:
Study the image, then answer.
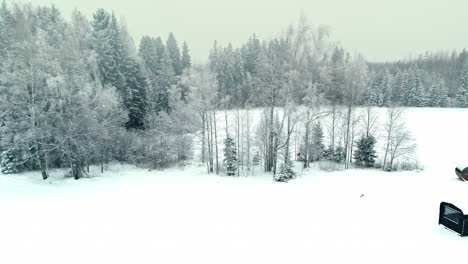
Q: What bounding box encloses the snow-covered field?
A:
[1,107,468,264]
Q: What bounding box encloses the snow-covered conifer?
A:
[223,136,237,176]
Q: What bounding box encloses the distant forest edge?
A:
[0,1,463,179]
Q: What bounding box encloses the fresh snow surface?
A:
[1,107,468,264]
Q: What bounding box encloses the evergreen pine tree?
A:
[310,121,325,161]
[223,136,237,176]
[428,79,449,107]
[437,79,449,107]
[139,36,174,113]
[382,75,393,107]
[456,63,468,107]
[139,36,159,77]
[409,71,424,106]
[155,47,174,113]
[124,60,148,129]
[166,33,182,76]
[391,71,406,105]
[92,10,147,129]
[375,72,386,107]
[181,41,191,71]
[402,70,414,106]
[91,9,115,86]
[353,135,377,167]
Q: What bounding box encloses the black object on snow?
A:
[439,202,468,237]
[455,167,468,181]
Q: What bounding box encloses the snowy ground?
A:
[1,107,468,264]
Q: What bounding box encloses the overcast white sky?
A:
[19,0,468,63]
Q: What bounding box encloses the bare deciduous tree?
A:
[382,106,416,171]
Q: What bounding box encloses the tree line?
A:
[0,2,443,180]
[368,50,468,107]
[0,1,197,179]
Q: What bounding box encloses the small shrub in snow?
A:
[0,150,20,174]
[333,146,345,163]
[274,159,296,182]
[322,146,333,161]
[318,160,345,171]
[393,160,424,171]
[274,172,289,182]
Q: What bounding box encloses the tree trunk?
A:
[237,108,240,177]
[272,133,278,175]
[101,150,104,173]
[331,105,336,151]
[383,121,392,171]
[285,110,291,164]
[389,149,396,172]
[267,106,274,172]
[225,110,229,137]
[350,119,356,166]
[304,110,310,168]
[246,108,251,174]
[201,112,206,163]
[344,104,352,169]
[213,111,219,175]
[37,149,48,180]
[206,112,212,173]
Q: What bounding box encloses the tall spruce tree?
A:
[124,60,148,129]
[91,9,115,86]
[181,41,191,71]
[166,32,182,76]
[92,10,147,129]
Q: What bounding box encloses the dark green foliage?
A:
[223,136,237,176]
[333,146,345,163]
[354,135,377,167]
[323,146,334,160]
[124,60,148,129]
[0,150,20,174]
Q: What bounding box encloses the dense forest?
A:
[0,1,465,180]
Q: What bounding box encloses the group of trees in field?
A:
[0,1,447,180]
[194,16,419,181]
[368,50,468,107]
[0,1,197,179]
